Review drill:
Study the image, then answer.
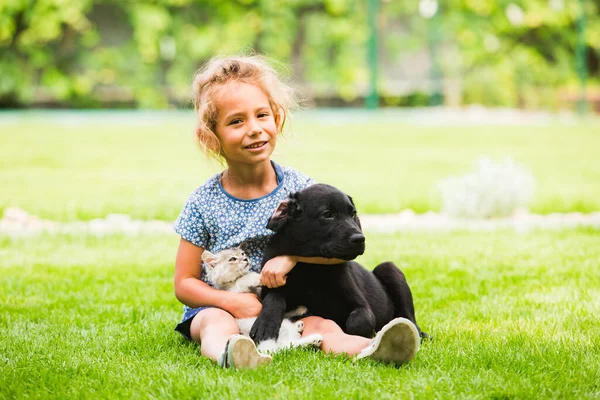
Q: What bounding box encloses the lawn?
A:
[1,110,600,221]
[1,110,599,399]
[1,229,599,399]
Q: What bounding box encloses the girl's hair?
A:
[192,55,298,159]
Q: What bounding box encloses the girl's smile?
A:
[245,141,268,151]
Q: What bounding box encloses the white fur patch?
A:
[203,247,322,353]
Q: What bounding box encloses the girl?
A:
[173,55,420,369]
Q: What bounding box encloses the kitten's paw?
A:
[305,334,323,348]
[295,320,304,334]
[295,305,308,315]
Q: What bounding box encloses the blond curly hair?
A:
[192,55,298,159]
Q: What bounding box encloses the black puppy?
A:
[250,184,423,343]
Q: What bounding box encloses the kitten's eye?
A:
[322,210,334,219]
[229,257,237,262]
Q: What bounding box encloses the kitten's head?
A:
[202,245,250,288]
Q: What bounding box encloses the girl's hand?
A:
[260,255,297,288]
[223,292,263,319]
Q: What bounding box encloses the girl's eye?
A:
[229,257,237,262]
[322,211,334,219]
[229,119,242,126]
[258,112,269,118]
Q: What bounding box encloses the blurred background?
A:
[1,0,600,225]
[4,4,600,397]
[1,0,599,112]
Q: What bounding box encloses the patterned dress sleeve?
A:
[297,170,316,189]
[305,175,317,187]
[173,191,209,249]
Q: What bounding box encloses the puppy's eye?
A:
[351,209,357,217]
[322,210,334,219]
[229,257,237,262]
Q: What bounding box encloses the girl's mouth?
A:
[245,141,267,150]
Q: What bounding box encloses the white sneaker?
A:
[355,318,420,365]
[218,335,272,369]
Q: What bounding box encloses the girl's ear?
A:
[274,107,285,132]
[196,126,221,155]
[202,250,217,268]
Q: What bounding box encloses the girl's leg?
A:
[301,316,370,355]
[189,308,271,368]
[189,308,239,361]
[301,316,420,364]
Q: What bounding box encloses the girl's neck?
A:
[221,160,278,200]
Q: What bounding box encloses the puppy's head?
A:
[267,184,365,260]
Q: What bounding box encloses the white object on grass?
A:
[438,157,536,219]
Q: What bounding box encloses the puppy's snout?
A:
[349,234,365,245]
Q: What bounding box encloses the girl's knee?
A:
[302,316,343,335]
[190,308,238,341]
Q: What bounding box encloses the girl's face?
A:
[214,81,280,167]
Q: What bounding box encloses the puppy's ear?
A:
[267,194,301,232]
[347,195,362,229]
[201,250,217,269]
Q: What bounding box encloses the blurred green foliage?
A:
[0,0,598,108]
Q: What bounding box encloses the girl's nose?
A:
[247,118,262,135]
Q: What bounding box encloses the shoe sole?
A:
[359,318,420,365]
[227,336,272,369]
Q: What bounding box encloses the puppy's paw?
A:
[250,316,281,343]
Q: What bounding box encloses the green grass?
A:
[2,229,599,399]
[1,111,600,220]
[2,110,598,398]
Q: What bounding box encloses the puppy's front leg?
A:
[250,290,286,343]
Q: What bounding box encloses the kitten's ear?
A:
[202,250,217,269]
[238,241,247,251]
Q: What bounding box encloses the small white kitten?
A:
[202,246,323,353]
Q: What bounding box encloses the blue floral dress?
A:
[173,161,314,338]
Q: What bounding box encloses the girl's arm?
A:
[174,238,262,319]
[260,255,345,288]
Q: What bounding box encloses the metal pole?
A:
[576,0,588,115]
[365,0,379,109]
[428,7,443,106]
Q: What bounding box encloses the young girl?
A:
[173,55,420,369]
